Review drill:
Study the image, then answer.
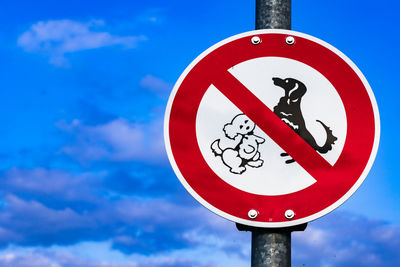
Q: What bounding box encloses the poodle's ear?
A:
[254,135,265,144]
[223,123,238,139]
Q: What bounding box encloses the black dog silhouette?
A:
[272,77,337,163]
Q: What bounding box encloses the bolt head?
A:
[286,36,295,45]
[285,209,295,220]
[248,209,258,219]
[251,36,261,45]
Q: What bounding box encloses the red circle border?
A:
[165,30,379,227]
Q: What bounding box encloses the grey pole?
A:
[249,1,296,266]
[251,228,291,266]
[256,0,291,30]
[237,223,306,267]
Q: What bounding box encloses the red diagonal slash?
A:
[212,71,333,180]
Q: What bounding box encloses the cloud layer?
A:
[0,203,399,267]
[18,19,145,66]
[0,168,399,266]
[293,212,400,266]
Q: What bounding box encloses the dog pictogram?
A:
[211,114,265,174]
[272,77,337,163]
[211,78,338,171]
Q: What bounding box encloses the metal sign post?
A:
[256,0,291,30]
[237,223,306,266]
[242,1,298,266]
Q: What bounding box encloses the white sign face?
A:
[196,57,347,195]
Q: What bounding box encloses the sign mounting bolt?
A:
[251,36,261,45]
[285,209,295,220]
[286,36,295,45]
[248,209,259,219]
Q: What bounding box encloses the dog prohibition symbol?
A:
[210,77,337,173]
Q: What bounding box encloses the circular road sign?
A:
[164,29,380,227]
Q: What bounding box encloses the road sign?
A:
[164,30,380,227]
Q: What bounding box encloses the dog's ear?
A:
[223,123,238,139]
[288,83,306,103]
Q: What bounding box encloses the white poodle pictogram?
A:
[211,113,265,174]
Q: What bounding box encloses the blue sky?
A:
[0,0,398,266]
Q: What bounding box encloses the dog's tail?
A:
[211,139,223,156]
[314,120,338,153]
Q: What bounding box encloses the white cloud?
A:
[0,253,60,267]
[58,117,166,163]
[137,8,165,24]
[140,75,171,97]
[1,195,93,231]
[17,19,145,66]
[1,168,101,202]
[295,226,330,247]
[0,240,244,267]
